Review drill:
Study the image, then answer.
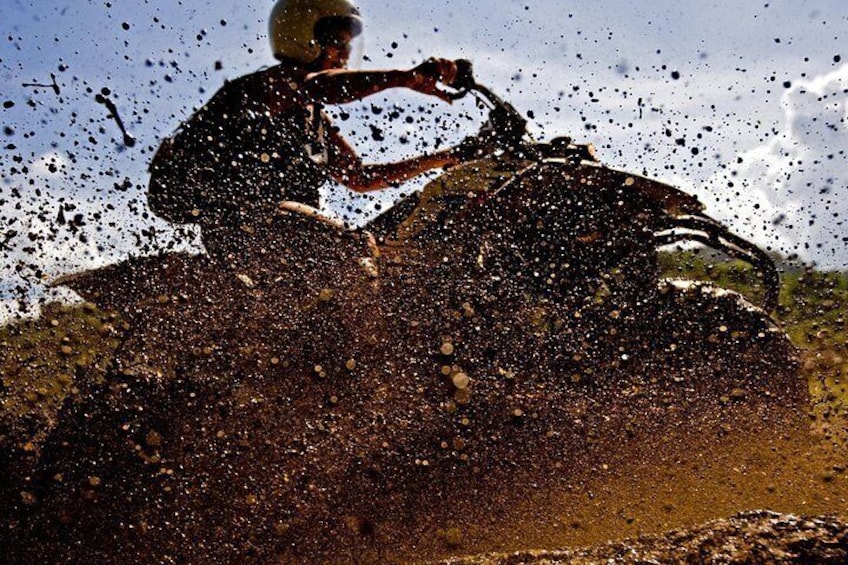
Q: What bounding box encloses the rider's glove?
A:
[412,57,459,87]
[453,134,495,161]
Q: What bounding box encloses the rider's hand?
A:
[409,57,459,103]
[452,131,498,162]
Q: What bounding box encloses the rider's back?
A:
[147,65,329,231]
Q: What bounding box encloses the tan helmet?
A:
[269,0,363,63]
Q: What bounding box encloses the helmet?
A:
[269,0,363,63]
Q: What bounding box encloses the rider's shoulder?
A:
[202,64,306,110]
[250,63,309,87]
[234,63,311,99]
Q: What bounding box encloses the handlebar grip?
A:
[451,59,475,91]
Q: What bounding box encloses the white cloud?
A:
[707,64,848,269]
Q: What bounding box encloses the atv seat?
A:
[278,200,350,232]
[280,200,381,268]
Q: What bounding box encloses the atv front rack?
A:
[655,214,780,313]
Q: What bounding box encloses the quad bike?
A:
[53,61,786,358]
[370,60,780,312]
[4,62,807,564]
[358,61,799,399]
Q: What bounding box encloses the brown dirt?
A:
[435,511,848,564]
[417,414,848,562]
[1,214,836,564]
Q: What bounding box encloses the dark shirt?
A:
[150,64,330,225]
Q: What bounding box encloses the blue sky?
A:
[2,0,847,320]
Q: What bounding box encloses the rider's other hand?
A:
[452,132,496,162]
[410,57,459,103]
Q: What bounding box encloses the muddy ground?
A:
[436,511,848,564]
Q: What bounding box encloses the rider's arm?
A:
[301,58,458,105]
[326,123,462,193]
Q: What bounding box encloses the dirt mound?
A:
[437,511,848,564]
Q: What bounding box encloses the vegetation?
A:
[660,250,848,417]
[0,302,121,449]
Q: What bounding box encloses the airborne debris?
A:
[451,372,470,390]
[93,89,136,147]
[145,431,162,447]
[21,73,60,95]
[236,273,255,288]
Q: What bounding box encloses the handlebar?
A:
[441,61,781,313]
[450,59,476,94]
[439,59,531,157]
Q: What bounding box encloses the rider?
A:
[147,0,473,268]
